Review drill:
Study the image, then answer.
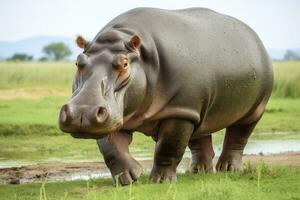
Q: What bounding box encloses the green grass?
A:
[0,97,299,135]
[0,96,298,135]
[0,165,299,200]
[254,98,300,134]
[0,130,154,164]
[273,61,300,98]
[0,97,299,164]
[0,96,66,127]
[1,61,300,97]
[0,61,75,92]
[0,135,102,163]
[0,62,299,199]
[0,61,299,163]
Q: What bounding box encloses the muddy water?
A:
[0,139,300,184]
[245,140,300,154]
[171,139,300,160]
[216,139,300,155]
[1,139,300,169]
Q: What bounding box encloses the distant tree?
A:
[38,57,48,62]
[283,50,300,61]
[43,42,72,61]
[7,53,33,61]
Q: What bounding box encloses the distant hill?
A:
[0,36,299,61]
[268,48,300,60]
[0,36,82,60]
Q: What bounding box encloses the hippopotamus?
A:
[59,7,273,185]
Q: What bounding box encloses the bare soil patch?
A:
[1,152,299,184]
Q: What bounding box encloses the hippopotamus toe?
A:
[190,161,213,173]
[149,167,177,183]
[111,156,143,185]
[216,150,243,172]
[117,167,142,185]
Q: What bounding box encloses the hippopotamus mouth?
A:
[70,132,112,139]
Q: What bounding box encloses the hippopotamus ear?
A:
[128,35,141,54]
[76,35,89,49]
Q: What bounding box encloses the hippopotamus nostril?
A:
[59,104,70,124]
[79,113,83,127]
[96,106,108,123]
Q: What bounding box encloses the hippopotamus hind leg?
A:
[216,118,261,171]
[188,135,215,172]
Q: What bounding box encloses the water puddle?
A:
[245,140,300,155]
[213,139,300,156]
[57,138,300,182]
[0,139,299,184]
[57,171,112,181]
[1,139,300,169]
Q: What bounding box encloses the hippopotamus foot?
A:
[188,135,215,173]
[216,149,243,171]
[97,131,143,185]
[109,154,143,185]
[216,120,259,172]
[149,166,177,183]
[149,119,194,183]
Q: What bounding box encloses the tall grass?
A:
[0,61,75,91]
[272,61,300,98]
[0,61,300,98]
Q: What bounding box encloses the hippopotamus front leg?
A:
[150,119,194,183]
[188,135,215,172]
[97,131,143,185]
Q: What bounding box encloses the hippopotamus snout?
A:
[59,103,111,138]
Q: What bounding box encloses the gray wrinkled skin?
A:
[59,7,273,185]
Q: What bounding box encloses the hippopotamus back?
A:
[100,8,273,136]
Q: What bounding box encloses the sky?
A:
[0,0,299,49]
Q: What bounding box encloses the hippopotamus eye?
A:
[112,54,129,70]
[123,59,128,68]
[76,53,89,69]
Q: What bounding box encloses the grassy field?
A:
[0,62,75,92]
[0,61,300,163]
[0,98,299,165]
[0,61,300,97]
[0,61,299,199]
[272,61,300,98]
[0,165,299,200]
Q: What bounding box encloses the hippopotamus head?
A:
[59,32,147,139]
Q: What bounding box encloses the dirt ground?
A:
[1,152,299,185]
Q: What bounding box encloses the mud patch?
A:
[1,152,299,185]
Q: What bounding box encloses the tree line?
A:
[7,42,71,61]
[5,43,300,62]
[283,50,300,61]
